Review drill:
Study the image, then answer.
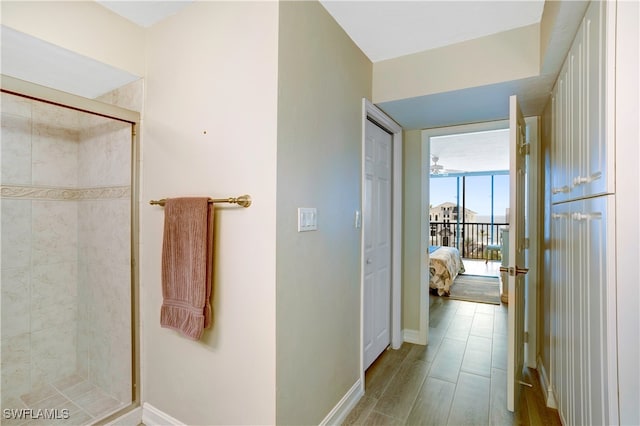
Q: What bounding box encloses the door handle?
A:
[499,266,529,276]
[366,258,372,264]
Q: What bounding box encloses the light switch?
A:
[298,208,317,232]
[354,210,361,229]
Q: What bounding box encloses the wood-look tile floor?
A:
[344,296,562,426]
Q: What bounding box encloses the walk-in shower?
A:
[1,77,139,425]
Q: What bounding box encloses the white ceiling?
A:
[96,1,193,28]
[319,1,545,62]
[430,128,509,174]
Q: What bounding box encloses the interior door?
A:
[506,95,528,412]
[363,118,392,370]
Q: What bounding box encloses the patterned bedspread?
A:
[429,246,465,296]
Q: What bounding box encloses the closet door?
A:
[582,1,610,197]
[569,19,585,201]
[551,64,571,203]
[582,195,614,426]
[550,203,570,423]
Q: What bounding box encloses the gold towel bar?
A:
[149,194,251,208]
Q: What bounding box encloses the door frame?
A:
[420,118,539,359]
[360,99,403,383]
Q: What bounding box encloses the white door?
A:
[363,118,392,370]
[506,95,528,412]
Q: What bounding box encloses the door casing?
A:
[360,99,402,384]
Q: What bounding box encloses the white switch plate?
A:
[298,208,317,232]
[354,210,361,229]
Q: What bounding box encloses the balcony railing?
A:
[429,222,509,260]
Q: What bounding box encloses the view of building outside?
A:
[429,174,509,259]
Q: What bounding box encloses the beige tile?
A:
[59,380,96,401]
[31,302,77,333]
[491,333,508,371]
[363,411,402,426]
[489,367,514,425]
[1,112,32,185]
[444,314,473,341]
[83,394,122,418]
[1,333,30,365]
[29,393,70,411]
[30,321,77,387]
[1,200,32,269]
[421,330,444,363]
[77,119,131,188]
[1,355,31,403]
[343,394,376,425]
[428,338,466,383]
[31,201,78,267]
[31,123,79,187]
[455,301,478,317]
[30,262,77,311]
[475,303,496,315]
[406,377,455,426]
[20,384,57,406]
[461,335,493,377]
[52,375,86,393]
[447,372,491,426]
[72,388,106,408]
[364,346,410,400]
[1,268,31,338]
[374,358,430,420]
[470,312,494,338]
[493,309,508,336]
[2,92,33,117]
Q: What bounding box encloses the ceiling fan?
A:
[430,155,463,175]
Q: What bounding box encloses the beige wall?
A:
[373,23,540,104]
[401,130,422,331]
[142,2,279,424]
[275,2,371,424]
[1,1,145,77]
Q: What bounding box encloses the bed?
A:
[429,246,465,296]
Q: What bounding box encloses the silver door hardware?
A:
[499,266,529,277]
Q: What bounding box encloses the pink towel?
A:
[160,197,213,340]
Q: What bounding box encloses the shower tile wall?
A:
[1,96,80,403]
[1,84,136,413]
[77,109,132,403]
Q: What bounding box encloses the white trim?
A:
[104,407,142,426]
[141,403,186,426]
[524,116,539,369]
[319,379,364,426]
[537,356,558,409]
[360,99,403,384]
[402,329,421,344]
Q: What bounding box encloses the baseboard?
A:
[319,379,363,426]
[402,328,420,344]
[536,356,558,409]
[104,406,142,426]
[141,403,186,426]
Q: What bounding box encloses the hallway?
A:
[344,296,561,425]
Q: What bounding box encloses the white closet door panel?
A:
[584,195,610,426]
[570,21,585,201]
[584,1,609,197]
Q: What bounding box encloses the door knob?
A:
[366,258,372,264]
[499,266,529,276]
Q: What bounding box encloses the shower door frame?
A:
[1,75,142,422]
